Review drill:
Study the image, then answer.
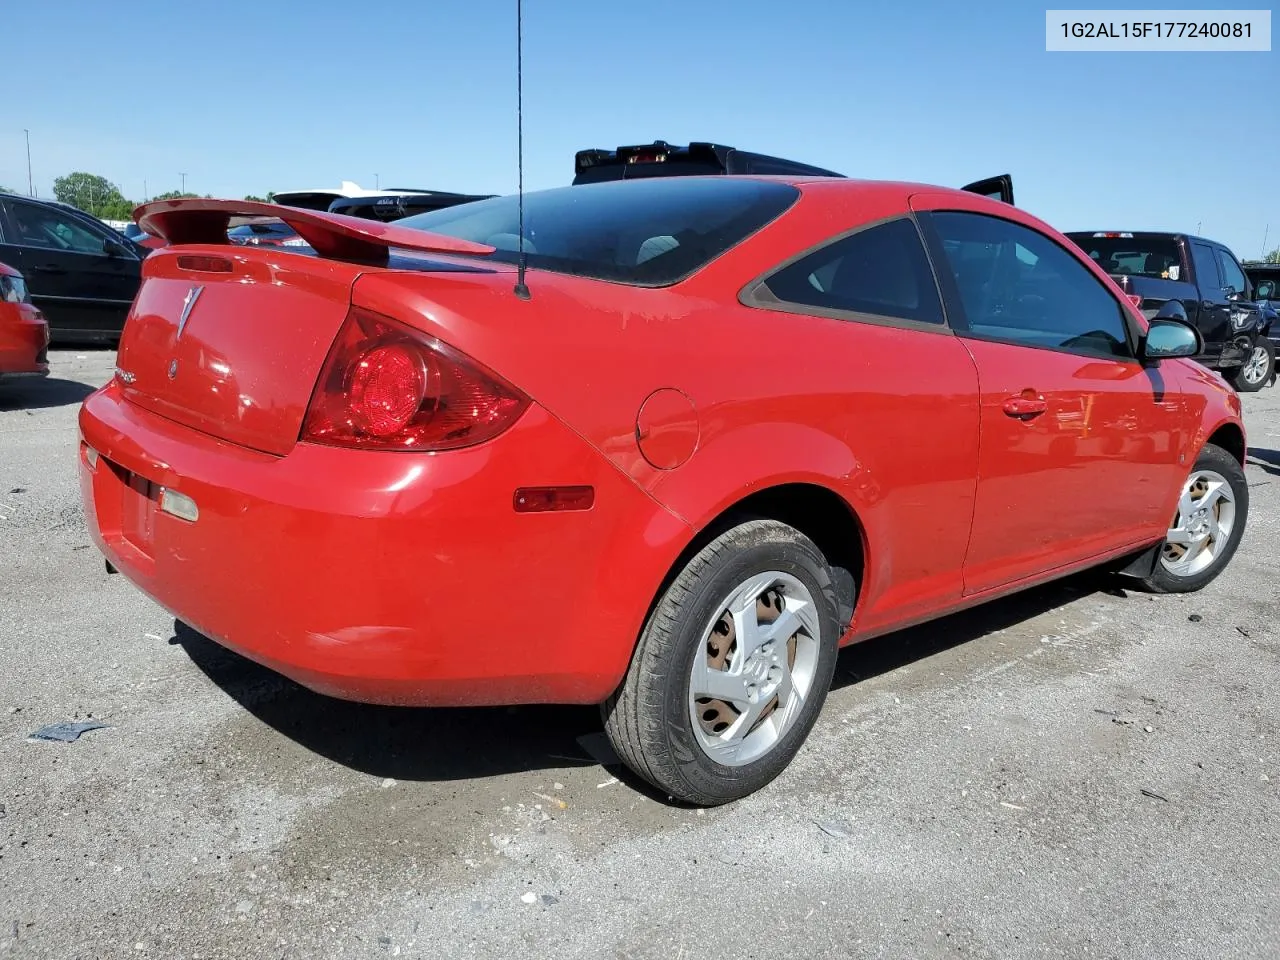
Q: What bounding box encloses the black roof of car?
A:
[327,191,495,222]
[572,140,846,185]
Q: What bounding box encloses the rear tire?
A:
[602,519,843,806]
[1232,341,1274,392]
[1136,443,1248,594]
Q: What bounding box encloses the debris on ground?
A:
[815,819,852,838]
[27,722,110,743]
[1188,614,1203,623]
[539,894,559,905]
[1140,789,1169,802]
[519,892,537,905]
[596,777,619,789]
[1237,626,1251,638]
[533,791,567,810]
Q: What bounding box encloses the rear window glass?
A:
[395,178,799,286]
[1065,234,1184,279]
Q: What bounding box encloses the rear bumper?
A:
[0,305,50,378]
[79,383,690,706]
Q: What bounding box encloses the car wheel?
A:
[1232,341,1274,392]
[602,519,843,806]
[1137,444,1249,594]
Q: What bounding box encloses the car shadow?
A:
[1246,447,1280,477]
[0,377,96,410]
[172,571,1111,788]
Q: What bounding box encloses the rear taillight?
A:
[301,308,530,451]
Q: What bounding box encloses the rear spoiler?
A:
[134,198,494,263]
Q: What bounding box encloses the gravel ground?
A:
[1,349,1277,960]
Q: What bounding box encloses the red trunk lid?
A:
[115,249,363,456]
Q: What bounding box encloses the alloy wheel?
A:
[1241,345,1270,385]
[688,571,821,767]
[1161,469,1237,577]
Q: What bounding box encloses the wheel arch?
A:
[1206,420,1246,464]
[647,481,868,639]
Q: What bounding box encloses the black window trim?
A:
[738,212,956,336]
[916,209,1145,364]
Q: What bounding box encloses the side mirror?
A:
[1142,319,1201,360]
[103,237,129,257]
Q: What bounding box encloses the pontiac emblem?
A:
[176,285,204,340]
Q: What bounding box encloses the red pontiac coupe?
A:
[0,262,50,382]
[79,177,1248,805]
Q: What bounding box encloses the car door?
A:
[1188,240,1231,351]
[913,201,1190,595]
[4,199,142,341]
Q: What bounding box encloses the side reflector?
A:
[513,486,595,513]
[82,443,99,469]
[1125,293,1143,309]
[176,255,234,273]
[159,487,199,522]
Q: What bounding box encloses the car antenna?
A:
[513,0,531,300]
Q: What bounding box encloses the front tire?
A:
[1137,443,1249,594]
[602,519,843,806]
[1232,341,1274,392]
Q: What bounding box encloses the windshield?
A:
[394,178,799,286]
[1065,234,1184,279]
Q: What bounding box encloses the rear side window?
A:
[396,178,799,286]
[760,218,944,325]
[1065,234,1184,280]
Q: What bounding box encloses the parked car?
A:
[0,192,148,344]
[82,178,1248,806]
[227,218,307,247]
[0,262,49,382]
[1243,261,1280,371]
[1064,231,1273,391]
[571,139,1016,205]
[327,190,494,222]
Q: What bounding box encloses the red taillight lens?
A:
[348,344,427,437]
[1125,293,1143,310]
[301,308,530,451]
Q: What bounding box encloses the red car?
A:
[0,262,50,381]
[79,179,1248,805]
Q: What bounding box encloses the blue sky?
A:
[3,0,1276,256]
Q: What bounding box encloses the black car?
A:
[1243,261,1280,362]
[1064,231,1274,392]
[327,190,494,222]
[571,140,1016,205]
[0,193,148,344]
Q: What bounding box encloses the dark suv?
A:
[0,193,148,344]
[1065,231,1274,391]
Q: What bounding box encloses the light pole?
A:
[179,172,187,194]
[375,173,380,190]
[24,129,32,196]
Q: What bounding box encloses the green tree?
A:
[151,190,200,202]
[52,172,133,220]
[243,194,266,202]
[1265,247,1280,264]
